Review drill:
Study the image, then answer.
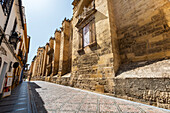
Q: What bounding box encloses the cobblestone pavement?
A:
[0,82,31,113]
[30,81,170,113]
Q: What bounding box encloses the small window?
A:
[79,19,96,49]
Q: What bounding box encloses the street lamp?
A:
[9,32,19,43]
[9,32,21,49]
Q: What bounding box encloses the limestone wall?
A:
[46,40,53,77]
[37,48,45,76]
[58,20,71,76]
[112,0,170,65]
[68,21,73,75]
[42,44,49,77]
[32,57,37,77]
[53,31,61,75]
[71,0,116,93]
[114,78,170,109]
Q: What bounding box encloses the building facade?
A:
[30,0,170,109]
[0,0,30,98]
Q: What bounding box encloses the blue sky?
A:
[22,0,73,64]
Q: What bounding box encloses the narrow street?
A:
[0,81,169,113]
[30,81,170,113]
[0,0,170,112]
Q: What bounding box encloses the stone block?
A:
[95,85,104,93]
[165,51,170,57]
[98,79,107,85]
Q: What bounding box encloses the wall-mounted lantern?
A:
[9,32,20,43]
[9,32,21,49]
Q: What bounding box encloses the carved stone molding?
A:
[0,46,7,56]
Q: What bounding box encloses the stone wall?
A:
[38,47,45,76]
[46,38,54,77]
[71,0,116,93]
[112,0,170,65]
[42,43,49,77]
[60,77,70,86]
[58,20,72,76]
[107,0,121,73]
[32,47,45,77]
[53,30,61,75]
[68,21,73,75]
[70,0,170,109]
[114,78,170,109]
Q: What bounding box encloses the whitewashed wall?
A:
[0,43,18,93]
[0,5,6,29]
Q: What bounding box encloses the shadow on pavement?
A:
[0,82,31,113]
[29,82,48,113]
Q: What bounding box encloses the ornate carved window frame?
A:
[76,7,97,53]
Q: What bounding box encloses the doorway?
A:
[0,62,8,93]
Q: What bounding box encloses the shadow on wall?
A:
[29,82,48,113]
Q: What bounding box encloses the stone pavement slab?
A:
[29,81,170,113]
